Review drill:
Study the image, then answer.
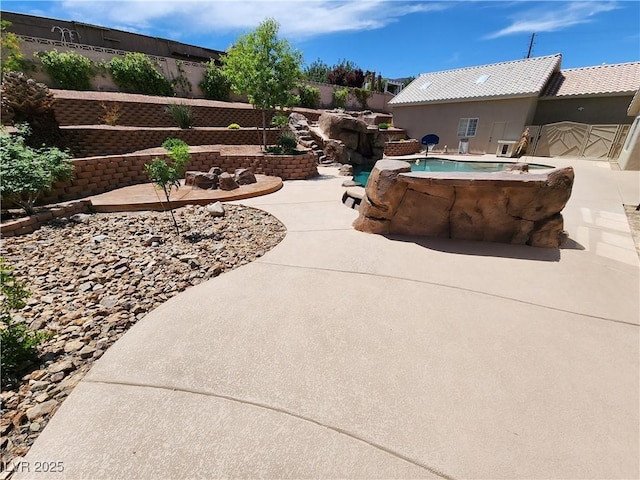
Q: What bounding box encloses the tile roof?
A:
[389,54,562,106]
[540,62,640,97]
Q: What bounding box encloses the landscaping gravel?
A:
[0,204,286,474]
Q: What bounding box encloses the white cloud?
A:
[58,1,448,40]
[486,1,619,39]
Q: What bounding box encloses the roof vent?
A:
[420,80,432,90]
[475,74,490,84]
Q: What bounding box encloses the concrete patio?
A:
[14,156,639,479]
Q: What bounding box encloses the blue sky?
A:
[3,1,639,79]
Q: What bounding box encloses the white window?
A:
[457,118,478,137]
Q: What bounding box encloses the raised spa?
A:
[353,159,574,248]
[353,157,554,186]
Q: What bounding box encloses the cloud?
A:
[485,1,619,39]
[57,0,448,40]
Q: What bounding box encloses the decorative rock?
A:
[92,234,109,243]
[219,172,239,191]
[206,202,225,217]
[143,234,163,246]
[338,164,354,176]
[209,166,223,175]
[193,172,218,190]
[342,180,363,187]
[64,339,84,353]
[29,422,41,432]
[26,400,57,421]
[70,213,91,224]
[234,168,257,185]
[100,296,119,309]
[48,360,74,374]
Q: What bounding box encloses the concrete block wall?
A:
[1,200,92,237]
[37,149,318,205]
[384,139,421,157]
[61,127,280,157]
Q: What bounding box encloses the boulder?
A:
[219,172,239,191]
[209,166,223,175]
[193,172,218,190]
[234,168,257,185]
[206,201,225,217]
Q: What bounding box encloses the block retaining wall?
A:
[1,200,92,237]
[35,149,317,205]
[61,127,281,157]
[384,139,421,157]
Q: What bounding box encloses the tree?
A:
[326,59,364,88]
[144,138,190,236]
[222,18,302,150]
[303,58,330,83]
[1,21,23,73]
[0,124,74,215]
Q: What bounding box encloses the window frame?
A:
[457,117,479,137]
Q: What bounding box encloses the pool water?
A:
[353,158,554,186]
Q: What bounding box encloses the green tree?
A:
[1,20,23,73]
[199,60,231,101]
[222,18,302,150]
[303,58,330,83]
[0,124,74,215]
[144,138,190,235]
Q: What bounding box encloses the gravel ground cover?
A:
[0,204,286,474]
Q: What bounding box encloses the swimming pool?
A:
[353,158,554,186]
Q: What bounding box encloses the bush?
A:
[0,124,74,214]
[1,258,48,389]
[378,122,390,130]
[36,49,93,90]
[108,52,173,96]
[165,102,194,129]
[267,131,298,155]
[352,87,371,110]
[332,87,349,109]
[297,84,320,109]
[227,123,240,129]
[199,60,231,101]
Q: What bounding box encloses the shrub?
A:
[165,102,194,129]
[378,122,390,130]
[108,52,173,96]
[36,49,93,90]
[144,138,190,235]
[352,87,371,110]
[297,84,320,109]
[1,258,48,389]
[101,102,122,126]
[227,123,240,129]
[199,60,231,101]
[266,131,298,155]
[332,87,349,109]
[303,58,330,83]
[0,124,74,214]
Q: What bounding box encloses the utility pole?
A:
[526,33,536,58]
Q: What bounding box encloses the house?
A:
[390,55,640,168]
[530,62,640,161]
[389,54,562,156]
[2,11,224,64]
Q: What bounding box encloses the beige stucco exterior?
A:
[534,95,635,125]
[391,97,538,155]
[617,116,640,170]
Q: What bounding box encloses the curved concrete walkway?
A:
[15,158,640,479]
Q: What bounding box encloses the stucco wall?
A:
[390,97,538,155]
[533,96,635,125]
[617,116,640,170]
